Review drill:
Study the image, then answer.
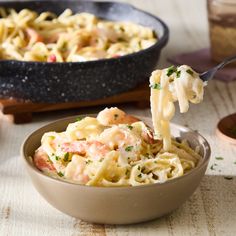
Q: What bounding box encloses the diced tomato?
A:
[47,54,57,62]
[112,54,120,58]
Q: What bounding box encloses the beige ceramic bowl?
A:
[21,115,211,225]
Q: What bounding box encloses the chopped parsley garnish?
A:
[55,156,60,161]
[138,173,142,178]
[114,114,119,120]
[125,146,133,152]
[99,158,104,162]
[137,165,141,171]
[210,163,218,170]
[149,83,161,90]
[58,172,64,177]
[234,161,236,165]
[176,70,181,78]
[186,69,194,76]
[215,156,224,160]
[166,65,177,76]
[125,169,130,175]
[127,125,133,130]
[63,152,69,162]
[76,116,83,122]
[224,176,233,180]
[86,160,93,164]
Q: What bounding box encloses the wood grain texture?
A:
[0,83,150,124]
[0,0,236,235]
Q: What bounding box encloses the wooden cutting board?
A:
[0,82,150,124]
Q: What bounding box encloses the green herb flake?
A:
[125,146,133,152]
[234,161,236,165]
[125,169,129,175]
[138,173,142,178]
[215,156,224,160]
[58,171,64,177]
[127,125,133,130]
[210,165,215,170]
[137,165,141,171]
[176,70,181,78]
[63,152,69,162]
[114,114,119,120]
[224,176,233,180]
[76,116,83,122]
[55,156,60,161]
[166,65,177,77]
[186,69,194,76]
[149,83,161,90]
[86,160,93,164]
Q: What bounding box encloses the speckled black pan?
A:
[0,0,169,103]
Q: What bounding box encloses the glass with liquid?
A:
[207,0,236,63]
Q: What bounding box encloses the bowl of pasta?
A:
[0,0,168,102]
[21,108,210,224]
[21,65,211,224]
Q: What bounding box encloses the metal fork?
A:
[200,55,236,81]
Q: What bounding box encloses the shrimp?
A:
[26,28,43,44]
[99,125,142,162]
[97,107,139,126]
[61,140,110,161]
[34,147,56,172]
[131,121,159,145]
[64,155,90,184]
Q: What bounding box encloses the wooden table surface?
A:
[1,0,236,235]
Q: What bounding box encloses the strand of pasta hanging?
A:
[150,65,206,151]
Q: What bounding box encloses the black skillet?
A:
[0,0,169,103]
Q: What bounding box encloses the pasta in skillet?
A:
[0,8,157,62]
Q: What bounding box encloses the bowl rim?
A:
[0,0,169,66]
[21,114,211,190]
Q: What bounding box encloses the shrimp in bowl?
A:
[32,107,202,187]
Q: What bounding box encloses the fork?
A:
[200,55,236,81]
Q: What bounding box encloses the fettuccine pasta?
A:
[33,105,202,187]
[150,65,206,151]
[0,8,157,62]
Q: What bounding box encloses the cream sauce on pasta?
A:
[0,8,157,62]
[150,65,205,151]
[33,103,202,186]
